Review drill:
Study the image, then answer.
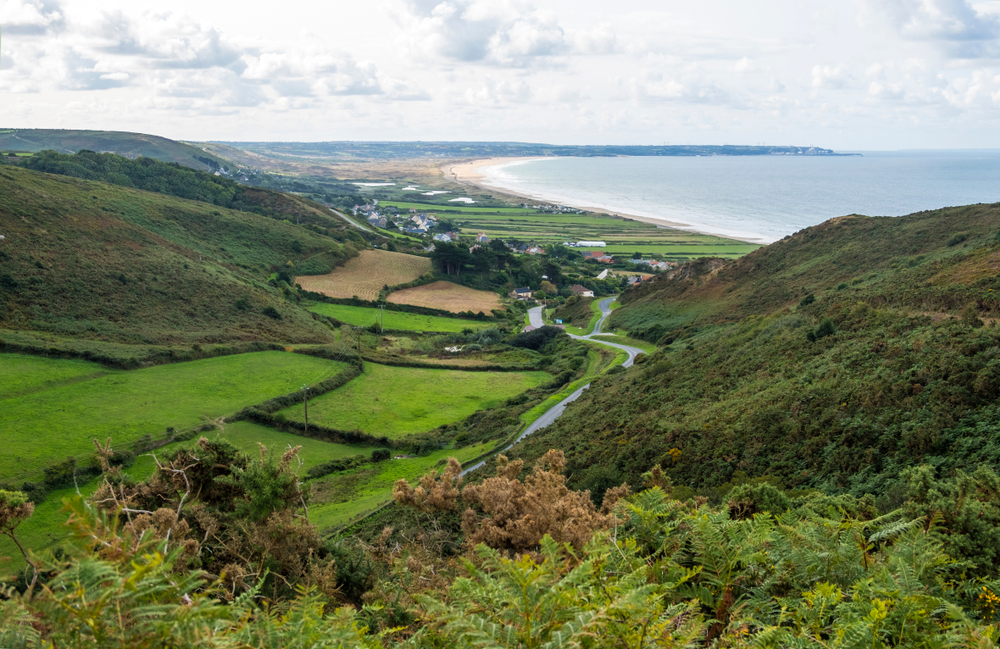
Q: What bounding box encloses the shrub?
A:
[799,293,816,307]
[947,232,968,247]
[371,448,392,462]
[262,306,282,320]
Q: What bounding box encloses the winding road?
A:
[462,297,644,475]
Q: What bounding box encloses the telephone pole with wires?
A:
[301,385,310,434]
[378,304,385,333]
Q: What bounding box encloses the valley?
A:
[3,130,1000,646]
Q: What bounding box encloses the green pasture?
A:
[309,441,496,529]
[0,352,350,482]
[307,303,493,333]
[0,420,375,573]
[280,363,551,439]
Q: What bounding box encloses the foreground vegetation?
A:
[2,445,999,647]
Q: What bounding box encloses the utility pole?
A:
[301,385,310,435]
[378,304,385,333]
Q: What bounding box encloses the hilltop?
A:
[0,164,361,345]
[0,129,228,172]
[501,203,1000,503]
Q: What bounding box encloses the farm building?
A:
[576,241,606,247]
[581,251,613,263]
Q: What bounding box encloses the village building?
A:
[510,287,532,299]
[570,284,595,298]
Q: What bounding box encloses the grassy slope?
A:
[0,129,229,171]
[307,303,493,332]
[279,363,551,438]
[0,165,351,343]
[0,351,349,482]
[610,206,1000,339]
[505,205,1000,501]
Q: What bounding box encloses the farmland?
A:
[0,420,377,570]
[307,302,493,332]
[388,280,503,314]
[379,200,761,260]
[0,351,350,482]
[278,363,551,439]
[297,249,432,300]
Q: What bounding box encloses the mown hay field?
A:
[0,352,350,482]
[297,249,432,300]
[279,363,550,439]
[388,280,502,314]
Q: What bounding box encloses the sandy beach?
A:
[445,157,769,244]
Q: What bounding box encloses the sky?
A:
[1,0,1000,149]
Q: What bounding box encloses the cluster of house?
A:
[404,213,437,235]
[519,203,585,214]
[629,259,676,271]
[508,243,545,255]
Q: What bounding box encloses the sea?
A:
[478,151,1000,244]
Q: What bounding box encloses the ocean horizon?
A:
[477,151,1000,244]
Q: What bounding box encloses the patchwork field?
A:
[307,302,493,333]
[0,420,376,573]
[388,280,503,314]
[297,249,432,300]
[0,352,349,482]
[379,200,762,259]
[279,363,550,439]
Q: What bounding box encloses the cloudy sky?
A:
[1,0,999,149]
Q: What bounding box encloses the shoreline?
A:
[445,157,773,244]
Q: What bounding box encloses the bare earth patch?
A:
[297,249,432,300]
[388,281,502,314]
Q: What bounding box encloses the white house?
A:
[576,241,606,247]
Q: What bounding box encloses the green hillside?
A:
[10,150,352,231]
[0,129,229,171]
[503,204,1000,504]
[0,165,358,344]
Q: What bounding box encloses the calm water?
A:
[480,151,1000,243]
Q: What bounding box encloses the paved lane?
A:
[463,297,646,475]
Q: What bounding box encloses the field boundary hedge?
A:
[361,355,541,373]
[302,289,500,321]
[0,338,289,370]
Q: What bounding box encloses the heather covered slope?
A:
[610,204,1000,342]
[0,165,356,344]
[506,205,1000,503]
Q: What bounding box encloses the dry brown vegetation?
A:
[388,281,502,314]
[297,249,432,300]
[394,450,629,554]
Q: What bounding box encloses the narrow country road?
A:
[329,208,374,233]
[462,297,645,475]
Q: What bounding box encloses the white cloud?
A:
[864,0,1000,57]
[811,64,852,90]
[0,0,63,34]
